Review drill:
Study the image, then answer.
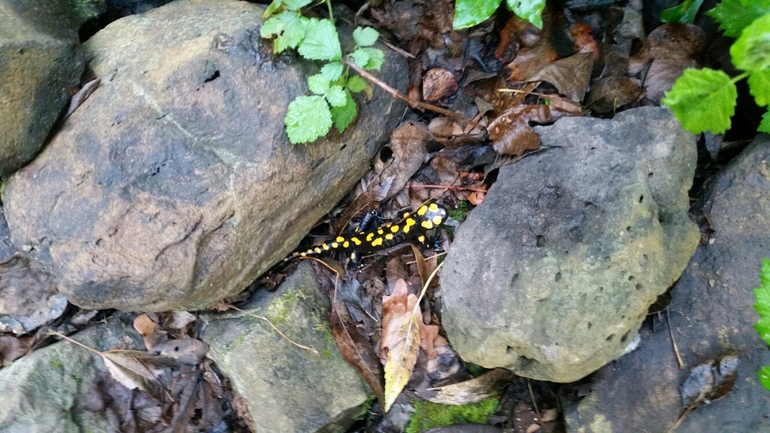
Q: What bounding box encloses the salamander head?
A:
[415,202,447,230]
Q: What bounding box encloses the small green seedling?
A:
[661,0,770,135]
[260,0,384,144]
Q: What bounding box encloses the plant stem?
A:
[344,58,487,132]
[325,0,333,22]
[731,71,750,83]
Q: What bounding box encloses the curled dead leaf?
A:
[528,53,594,103]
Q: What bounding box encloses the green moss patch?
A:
[405,397,499,433]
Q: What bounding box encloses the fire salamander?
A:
[284,203,448,265]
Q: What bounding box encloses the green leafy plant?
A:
[260,0,384,144]
[753,258,770,390]
[659,0,706,23]
[661,0,770,135]
[453,0,545,30]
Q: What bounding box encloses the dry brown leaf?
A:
[133,313,166,350]
[372,121,431,201]
[571,22,598,58]
[644,57,699,103]
[495,15,544,63]
[628,23,706,75]
[101,350,158,394]
[0,334,33,367]
[488,105,558,156]
[150,338,208,366]
[586,76,642,114]
[423,68,459,102]
[427,368,517,405]
[380,279,438,412]
[331,298,385,405]
[528,53,594,103]
[167,311,196,330]
[506,44,560,82]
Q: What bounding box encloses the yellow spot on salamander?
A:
[385,233,394,240]
[343,241,350,248]
[336,236,345,242]
[402,211,410,218]
[403,218,416,233]
[417,205,428,216]
[314,247,322,254]
[421,220,434,230]
[371,237,383,247]
[432,215,443,225]
[332,242,339,248]
[350,253,356,260]
[428,203,439,212]
[418,235,426,244]
[300,252,307,257]
[351,237,361,246]
[390,225,400,233]
[366,233,374,241]
[322,243,330,250]
[377,228,384,235]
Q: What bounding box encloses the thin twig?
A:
[668,406,694,432]
[343,58,486,132]
[229,305,319,357]
[408,183,489,192]
[415,261,444,308]
[666,308,684,369]
[527,378,541,421]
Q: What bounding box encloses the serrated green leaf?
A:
[661,68,737,134]
[353,27,380,47]
[347,75,367,93]
[298,18,342,61]
[282,0,313,10]
[331,89,357,133]
[760,110,770,132]
[749,69,770,106]
[731,14,770,71]
[261,12,306,53]
[660,0,706,23]
[326,85,347,107]
[285,95,332,144]
[350,48,370,69]
[308,74,331,95]
[758,366,770,391]
[263,0,283,19]
[759,260,770,288]
[755,318,770,343]
[453,0,502,29]
[505,0,546,29]
[320,62,344,81]
[361,48,385,71]
[707,0,770,38]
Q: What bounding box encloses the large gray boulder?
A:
[564,134,770,433]
[0,0,84,176]
[3,0,407,311]
[202,262,371,433]
[440,107,699,382]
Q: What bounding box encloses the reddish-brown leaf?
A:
[423,68,459,102]
[0,334,33,367]
[488,105,558,156]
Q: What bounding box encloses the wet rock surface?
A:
[3,0,407,311]
[202,262,371,433]
[0,0,84,176]
[440,107,700,382]
[564,134,770,433]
